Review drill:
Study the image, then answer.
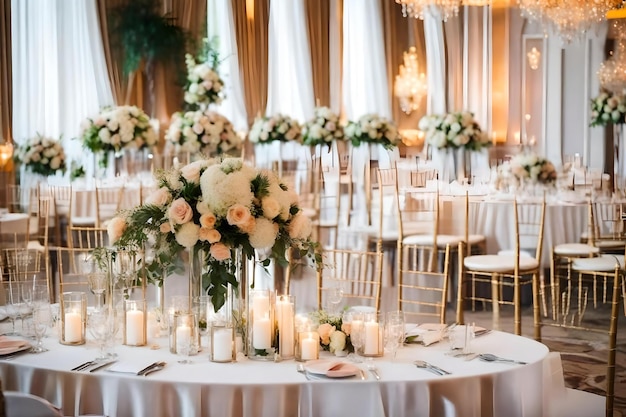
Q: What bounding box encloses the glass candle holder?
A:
[210,323,235,363]
[168,296,191,353]
[247,289,276,361]
[170,312,198,356]
[123,299,147,346]
[275,294,295,360]
[60,292,86,345]
[296,331,319,361]
[359,311,384,357]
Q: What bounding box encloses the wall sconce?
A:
[0,143,14,170]
[394,47,428,115]
[527,47,541,70]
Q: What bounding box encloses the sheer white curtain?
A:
[11,0,113,162]
[265,0,315,164]
[207,0,248,133]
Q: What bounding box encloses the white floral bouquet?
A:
[590,91,626,126]
[108,157,318,311]
[344,113,401,149]
[184,53,224,109]
[165,110,242,157]
[509,153,557,185]
[419,111,491,151]
[302,107,345,148]
[248,114,302,144]
[15,134,66,177]
[309,310,354,355]
[80,105,158,164]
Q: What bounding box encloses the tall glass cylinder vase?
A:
[188,248,205,311]
[441,148,456,184]
[455,148,472,183]
[247,288,276,361]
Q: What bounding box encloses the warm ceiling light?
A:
[394,47,428,114]
[395,0,462,21]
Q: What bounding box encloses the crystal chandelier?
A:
[518,0,623,43]
[395,0,463,21]
[598,20,626,94]
[394,47,428,114]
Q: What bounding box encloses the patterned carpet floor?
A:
[461,306,626,416]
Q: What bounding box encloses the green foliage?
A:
[109,0,188,76]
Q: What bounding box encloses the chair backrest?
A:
[514,197,546,265]
[95,183,125,227]
[54,246,103,304]
[590,200,626,246]
[4,391,63,417]
[410,169,438,188]
[314,165,342,249]
[67,225,108,249]
[316,232,383,311]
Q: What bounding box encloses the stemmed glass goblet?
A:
[384,311,405,361]
[327,285,344,315]
[30,302,52,353]
[3,283,21,336]
[88,272,108,310]
[345,311,364,363]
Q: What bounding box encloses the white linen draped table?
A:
[0,329,553,417]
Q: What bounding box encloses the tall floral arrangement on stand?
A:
[248,114,303,144]
[165,110,242,157]
[80,105,158,167]
[107,157,318,311]
[590,91,626,126]
[302,107,345,149]
[418,111,491,151]
[184,53,224,110]
[509,153,557,185]
[15,134,66,176]
[344,113,401,149]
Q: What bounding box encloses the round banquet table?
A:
[0,328,554,417]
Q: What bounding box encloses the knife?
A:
[369,368,380,380]
[137,362,159,376]
[90,360,117,373]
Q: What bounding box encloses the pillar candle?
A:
[212,327,233,362]
[364,321,379,355]
[176,325,192,353]
[126,308,145,345]
[252,293,270,320]
[301,334,318,360]
[276,298,294,357]
[253,315,272,349]
[64,311,82,343]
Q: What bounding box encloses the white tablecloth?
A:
[0,329,552,417]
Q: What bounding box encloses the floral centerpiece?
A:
[309,310,354,355]
[590,91,626,126]
[108,157,318,311]
[248,114,303,144]
[184,53,224,109]
[302,106,345,149]
[344,113,401,149]
[80,105,158,166]
[418,111,491,151]
[509,153,557,185]
[165,110,242,157]
[15,134,66,176]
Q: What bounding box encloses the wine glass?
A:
[327,285,344,315]
[3,283,21,336]
[30,302,52,353]
[88,272,108,310]
[89,308,113,360]
[384,311,405,361]
[344,311,364,363]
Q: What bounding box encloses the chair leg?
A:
[491,273,500,331]
[532,271,542,342]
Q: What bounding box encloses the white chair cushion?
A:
[572,254,625,272]
[468,234,486,244]
[464,254,539,273]
[553,243,600,256]
[403,234,464,247]
[595,240,625,249]
[496,249,534,258]
[72,216,97,226]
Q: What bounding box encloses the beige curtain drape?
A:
[444,13,463,112]
[305,0,330,108]
[0,0,12,144]
[232,0,269,125]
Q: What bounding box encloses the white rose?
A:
[175,222,200,248]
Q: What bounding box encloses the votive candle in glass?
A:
[60,292,86,345]
[210,323,235,363]
[296,331,319,361]
[123,299,146,346]
[361,312,383,357]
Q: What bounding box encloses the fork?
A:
[142,362,166,376]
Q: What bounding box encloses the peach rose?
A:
[317,323,335,345]
[160,222,172,233]
[106,216,127,243]
[199,212,217,228]
[168,198,193,225]
[146,187,171,206]
[261,197,281,219]
[210,242,231,261]
[180,160,205,183]
[199,227,221,243]
[226,204,252,226]
[341,322,352,336]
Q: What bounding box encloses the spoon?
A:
[413,360,451,375]
[479,353,527,365]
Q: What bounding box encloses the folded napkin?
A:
[106,360,157,375]
[305,360,360,378]
[0,336,30,355]
[421,331,444,346]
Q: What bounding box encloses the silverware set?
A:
[71,360,167,375]
[137,361,167,376]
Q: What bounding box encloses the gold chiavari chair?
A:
[67,225,108,249]
[410,169,438,188]
[589,199,626,254]
[535,245,623,417]
[313,165,341,250]
[316,230,383,311]
[459,197,546,335]
[94,182,125,227]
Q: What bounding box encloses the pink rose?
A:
[210,243,231,261]
[160,222,172,233]
[199,212,217,228]
[146,187,172,206]
[199,227,221,243]
[168,198,193,225]
[106,216,127,243]
[226,204,252,226]
[317,323,335,345]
